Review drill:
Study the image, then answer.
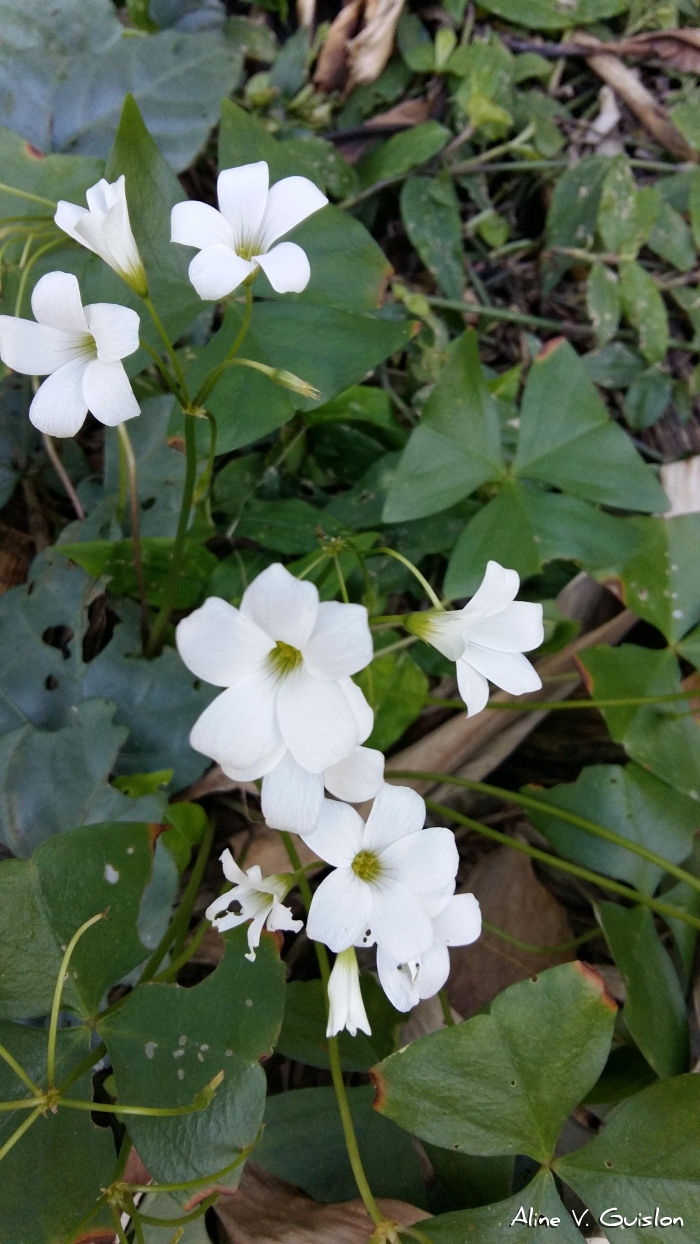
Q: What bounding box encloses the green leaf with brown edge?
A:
[421,1168,584,1243]
[0,820,155,1020]
[555,1075,700,1242]
[383,330,504,522]
[98,925,285,1192]
[513,339,668,511]
[618,514,700,643]
[0,1022,115,1244]
[597,902,689,1079]
[579,644,700,802]
[372,962,616,1163]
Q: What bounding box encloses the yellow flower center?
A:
[351,849,382,883]
[269,640,303,676]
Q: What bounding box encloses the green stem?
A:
[193,409,217,505]
[125,1195,147,1244]
[424,798,700,933]
[375,547,443,610]
[124,1142,253,1194]
[145,411,198,656]
[482,920,601,956]
[117,422,150,649]
[111,1205,131,1244]
[135,1195,218,1227]
[335,556,350,603]
[47,911,104,1088]
[425,296,593,336]
[370,615,406,627]
[0,1105,43,1162]
[143,295,190,407]
[137,817,215,984]
[192,282,254,410]
[0,1099,44,1113]
[13,237,64,317]
[0,1043,41,1097]
[423,691,695,711]
[0,183,57,208]
[152,919,210,983]
[438,988,455,1027]
[390,770,700,900]
[61,1084,220,1116]
[56,1041,107,1096]
[139,335,181,396]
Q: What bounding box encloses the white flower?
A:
[55,176,148,298]
[0,271,140,437]
[176,564,380,834]
[409,561,544,716]
[170,161,328,300]
[327,947,371,1038]
[205,848,302,961]
[306,784,459,963]
[377,892,481,1012]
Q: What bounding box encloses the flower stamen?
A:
[351,849,382,883]
[269,640,303,676]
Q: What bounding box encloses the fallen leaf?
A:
[347,0,406,92]
[444,846,575,1019]
[608,28,700,75]
[314,0,364,93]
[660,455,700,517]
[216,1163,431,1243]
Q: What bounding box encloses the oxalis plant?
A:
[0,93,699,1244]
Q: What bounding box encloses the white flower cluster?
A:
[0,163,326,436]
[181,560,543,1035]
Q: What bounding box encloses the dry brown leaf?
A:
[602,28,700,75]
[0,523,33,594]
[216,1163,431,1244]
[660,455,700,517]
[314,0,364,93]
[347,0,405,92]
[444,848,575,1020]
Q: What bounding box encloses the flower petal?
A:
[170,200,233,250]
[31,271,88,335]
[327,948,371,1038]
[419,883,456,918]
[324,746,384,804]
[469,601,544,654]
[219,741,287,783]
[432,893,482,947]
[176,595,273,688]
[255,242,310,294]
[307,867,371,952]
[217,162,269,252]
[303,601,372,681]
[338,676,373,744]
[377,948,419,1012]
[259,176,328,249]
[277,666,359,772]
[456,658,490,716]
[102,191,144,282]
[415,943,451,1001]
[219,847,249,887]
[55,201,93,248]
[418,612,466,661]
[84,303,140,362]
[241,562,319,648]
[382,826,459,895]
[189,670,281,773]
[462,560,519,622]
[462,645,542,697]
[85,179,112,215]
[261,751,324,836]
[363,783,426,853]
[306,797,363,865]
[0,316,88,376]
[82,359,140,427]
[188,245,255,300]
[370,879,434,961]
[28,359,89,436]
[267,896,303,934]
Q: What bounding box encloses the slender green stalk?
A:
[192,282,254,410]
[0,1043,41,1097]
[193,409,217,504]
[425,296,592,335]
[42,434,85,519]
[139,335,181,395]
[438,988,455,1027]
[390,770,700,899]
[424,798,700,932]
[47,911,104,1088]
[375,547,443,610]
[482,921,601,955]
[111,1205,131,1244]
[137,816,215,984]
[373,635,417,660]
[13,237,64,316]
[0,1098,44,1112]
[61,1072,222,1115]
[125,1195,148,1244]
[135,1194,218,1227]
[0,183,57,208]
[143,295,190,407]
[297,551,330,580]
[423,691,694,711]
[117,422,150,648]
[123,1142,253,1193]
[146,411,198,656]
[0,1106,44,1162]
[56,1042,108,1096]
[152,918,210,983]
[335,556,350,603]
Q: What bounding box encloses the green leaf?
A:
[356,645,428,752]
[0,1022,115,1244]
[162,801,207,872]
[545,156,610,289]
[373,962,616,1163]
[99,926,285,1189]
[423,1168,584,1242]
[310,422,390,484]
[401,176,465,300]
[0,820,155,1019]
[326,452,400,529]
[305,384,403,442]
[618,514,700,643]
[475,0,627,27]
[525,763,700,898]
[689,168,700,249]
[598,162,657,259]
[139,1192,211,1244]
[587,263,620,346]
[213,454,265,516]
[597,903,689,1079]
[357,123,451,188]
[582,1043,657,1106]
[648,199,695,271]
[384,330,503,522]
[580,644,700,802]
[623,365,671,430]
[582,342,645,389]
[58,537,217,610]
[424,1147,514,1211]
[444,482,640,599]
[513,339,668,511]
[0,123,103,221]
[555,1075,700,1239]
[257,1085,426,1206]
[236,499,340,554]
[277,976,400,1073]
[619,259,669,366]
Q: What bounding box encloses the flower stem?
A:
[42,434,85,520]
[13,237,65,317]
[0,1043,41,1097]
[192,282,254,410]
[117,422,150,649]
[423,797,700,932]
[0,1106,44,1163]
[438,988,455,1027]
[143,295,190,408]
[47,911,105,1088]
[423,691,695,712]
[375,548,443,611]
[137,816,215,984]
[334,556,350,603]
[482,921,601,956]
[145,411,198,656]
[0,183,56,208]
